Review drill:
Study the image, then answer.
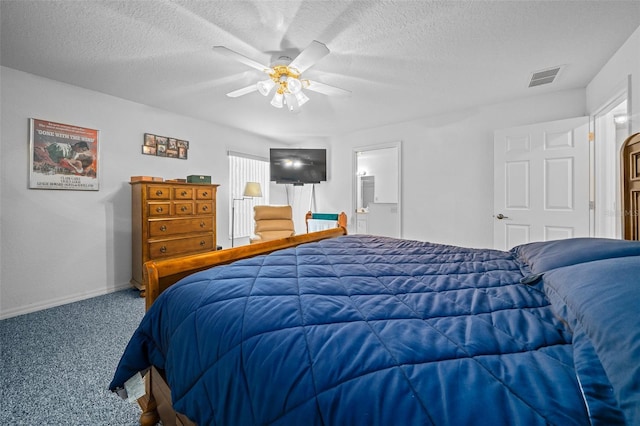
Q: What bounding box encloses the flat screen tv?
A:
[270,148,327,185]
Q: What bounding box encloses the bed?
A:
[110,232,640,425]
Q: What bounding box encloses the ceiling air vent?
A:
[528,66,562,88]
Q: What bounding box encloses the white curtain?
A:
[228,151,270,239]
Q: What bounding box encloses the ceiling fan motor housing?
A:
[270,65,302,95]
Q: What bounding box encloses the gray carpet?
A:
[0,289,146,425]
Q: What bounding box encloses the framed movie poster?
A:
[29,118,100,190]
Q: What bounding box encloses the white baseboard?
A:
[0,282,135,320]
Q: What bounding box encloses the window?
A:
[228,151,270,241]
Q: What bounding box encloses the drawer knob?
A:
[203,191,208,197]
[156,190,163,196]
[160,246,167,253]
[181,206,187,212]
[160,225,167,232]
[202,205,208,211]
[156,207,163,213]
[200,240,206,246]
[200,221,206,228]
[181,191,187,196]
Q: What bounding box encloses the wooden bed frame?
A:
[305,211,348,233]
[137,227,347,426]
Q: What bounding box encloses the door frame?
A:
[591,82,631,238]
[352,141,402,237]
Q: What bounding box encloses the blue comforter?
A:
[110,236,640,425]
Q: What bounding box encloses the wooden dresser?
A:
[130,181,219,294]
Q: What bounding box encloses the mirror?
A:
[353,141,401,237]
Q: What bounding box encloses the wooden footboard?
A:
[138,227,347,425]
[143,226,347,310]
[305,211,348,233]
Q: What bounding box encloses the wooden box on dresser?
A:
[130,181,219,295]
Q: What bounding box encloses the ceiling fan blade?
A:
[226,85,258,98]
[213,46,272,74]
[304,80,351,97]
[289,40,330,74]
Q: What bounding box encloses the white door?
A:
[493,117,590,250]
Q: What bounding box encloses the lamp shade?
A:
[294,90,309,107]
[286,76,302,94]
[243,182,262,197]
[271,92,284,108]
[257,79,276,96]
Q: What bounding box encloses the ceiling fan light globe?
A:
[257,79,275,96]
[271,92,284,108]
[284,93,300,112]
[294,91,310,107]
[286,77,302,94]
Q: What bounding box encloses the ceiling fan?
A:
[213,40,350,112]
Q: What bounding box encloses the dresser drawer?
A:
[196,187,213,200]
[147,186,171,200]
[196,202,213,215]
[174,187,194,200]
[148,202,171,216]
[149,234,214,259]
[149,217,214,237]
[174,202,194,215]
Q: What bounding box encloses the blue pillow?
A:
[512,238,640,274]
[543,256,640,425]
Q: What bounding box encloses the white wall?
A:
[587,25,640,134]
[313,89,586,249]
[0,67,274,319]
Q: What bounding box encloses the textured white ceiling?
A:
[1,1,639,142]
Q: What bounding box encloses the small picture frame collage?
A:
[142,133,188,159]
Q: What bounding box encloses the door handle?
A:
[496,214,509,220]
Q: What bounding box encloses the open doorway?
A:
[353,142,401,237]
[593,95,630,238]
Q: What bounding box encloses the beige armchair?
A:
[250,205,295,244]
